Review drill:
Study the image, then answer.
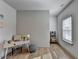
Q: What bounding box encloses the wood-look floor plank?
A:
[7,44,74,59]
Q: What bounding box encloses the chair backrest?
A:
[13,34,30,41]
[13,35,21,41]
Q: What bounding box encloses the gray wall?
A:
[57,0,78,58]
[16,10,50,48]
[0,0,16,58]
[49,16,57,32]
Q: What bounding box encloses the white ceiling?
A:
[4,0,72,16]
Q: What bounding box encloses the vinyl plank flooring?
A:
[7,44,74,59]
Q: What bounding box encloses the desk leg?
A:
[27,44,29,52]
[4,48,8,59]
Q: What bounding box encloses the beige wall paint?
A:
[57,0,78,58]
[0,0,16,58]
[16,10,50,48]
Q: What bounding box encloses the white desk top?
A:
[1,40,30,48]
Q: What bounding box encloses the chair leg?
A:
[12,48,14,55]
[21,47,22,53]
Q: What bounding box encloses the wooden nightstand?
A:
[50,37,57,43]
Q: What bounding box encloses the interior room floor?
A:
[6,44,74,59]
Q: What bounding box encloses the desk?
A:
[3,40,30,59]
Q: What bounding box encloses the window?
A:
[62,16,72,44]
